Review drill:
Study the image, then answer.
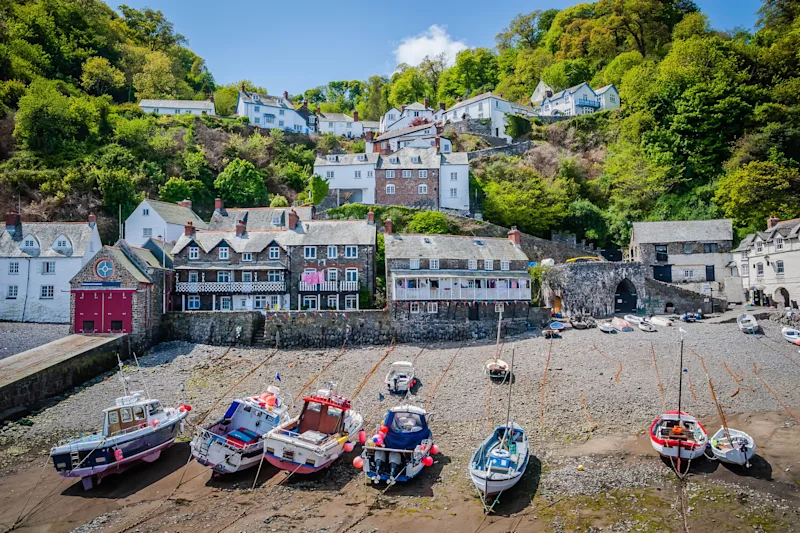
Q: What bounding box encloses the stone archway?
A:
[775,287,790,308]
[614,278,638,314]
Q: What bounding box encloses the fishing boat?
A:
[190,386,288,475]
[623,314,644,324]
[737,313,759,334]
[598,321,615,333]
[649,411,708,461]
[638,321,657,332]
[708,427,756,468]
[262,383,363,474]
[649,316,673,327]
[679,313,696,323]
[356,405,437,485]
[781,327,800,345]
[611,317,633,332]
[385,361,416,394]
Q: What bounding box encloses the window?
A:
[326,171,335,178]
[278,121,284,127]
[484,260,494,271]
[6,285,18,299]
[254,296,267,309]
[386,170,396,178]
[269,246,279,259]
[328,245,338,259]
[143,228,153,238]
[468,259,478,270]
[756,241,763,253]
[304,246,316,259]
[56,238,67,248]
[386,184,395,195]
[254,106,260,112]
[326,268,338,282]
[450,188,458,198]
[268,271,282,282]
[450,172,458,181]
[265,116,274,124]
[120,408,132,423]
[704,243,719,253]
[495,303,504,313]
[741,263,749,276]
[327,294,339,309]
[655,245,668,262]
[346,122,352,128]
[345,268,358,282]
[189,247,199,260]
[354,170,361,178]
[402,170,412,178]
[611,95,616,103]
[40,285,54,299]
[142,208,149,216]
[410,302,420,314]
[345,246,357,258]
[684,270,695,279]
[42,261,55,275]
[367,170,373,178]
[242,252,253,262]
[8,261,19,275]
[410,259,420,270]
[776,238,784,251]
[419,170,427,178]
[411,156,421,163]
[302,295,318,310]
[427,302,438,314]
[683,243,693,254]
[429,259,439,270]
[254,117,260,124]
[388,114,395,120]
[418,184,428,194]
[219,246,229,260]
[220,297,232,311]
[272,215,282,226]
[501,260,510,271]
[328,121,334,127]
[217,271,230,282]
[279,109,284,116]
[345,294,358,311]
[242,272,253,282]
[777,260,785,275]
[756,263,764,276]
[188,271,198,282]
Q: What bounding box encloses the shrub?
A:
[269,194,289,207]
[213,158,267,207]
[407,211,451,234]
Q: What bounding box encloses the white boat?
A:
[262,383,363,475]
[624,314,644,324]
[649,316,673,327]
[612,317,633,332]
[638,321,657,332]
[190,387,289,475]
[649,411,708,461]
[485,358,510,380]
[781,327,800,345]
[709,427,756,467]
[737,314,759,334]
[598,321,615,333]
[469,422,530,496]
[385,361,415,394]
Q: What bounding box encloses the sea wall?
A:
[164,311,263,346]
[644,279,727,315]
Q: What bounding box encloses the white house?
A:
[139,99,216,116]
[530,80,554,106]
[313,152,379,205]
[236,89,313,133]
[316,111,364,138]
[595,85,621,111]
[379,100,436,133]
[1,211,102,323]
[367,123,453,154]
[535,82,602,117]
[124,199,207,248]
[441,92,514,143]
[439,150,470,212]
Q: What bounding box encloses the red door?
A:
[73,290,134,333]
[102,291,132,333]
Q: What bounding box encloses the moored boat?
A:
[623,314,643,324]
[485,358,510,380]
[638,321,657,332]
[737,313,759,334]
[781,327,800,345]
[611,317,633,332]
[708,427,756,468]
[549,321,566,331]
[469,422,530,496]
[649,410,708,461]
[570,316,589,330]
[598,321,615,333]
[649,316,673,327]
[385,361,415,394]
[191,387,288,475]
[679,313,696,323]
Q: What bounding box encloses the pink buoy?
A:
[430,444,440,455]
[422,456,434,467]
[353,456,364,469]
[114,449,124,461]
[266,396,277,407]
[358,430,366,444]
[343,442,355,453]
[260,392,269,401]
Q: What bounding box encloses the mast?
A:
[494,305,503,361]
[505,346,515,427]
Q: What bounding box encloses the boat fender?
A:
[114,449,124,461]
[353,456,364,469]
[343,442,355,453]
[358,430,366,445]
[430,444,439,455]
[422,456,434,467]
[178,404,192,412]
[380,425,389,434]
[151,419,161,428]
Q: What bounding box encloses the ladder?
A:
[70,448,81,470]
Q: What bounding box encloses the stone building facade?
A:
[374,166,440,209]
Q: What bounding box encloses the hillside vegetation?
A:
[1,0,799,245]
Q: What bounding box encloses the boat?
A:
[357,405,437,484]
[781,327,800,345]
[570,316,589,330]
[549,321,566,331]
[611,317,633,332]
[262,383,363,474]
[679,313,696,323]
[649,316,673,327]
[737,314,759,334]
[624,314,644,324]
[598,321,615,333]
[485,358,510,380]
[190,386,288,475]
[638,321,657,332]
[385,361,416,394]
[649,410,708,461]
[708,427,756,468]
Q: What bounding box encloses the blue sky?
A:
[115,0,763,94]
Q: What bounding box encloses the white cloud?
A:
[393,25,468,68]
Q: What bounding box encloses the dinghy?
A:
[649,316,673,327]
[679,313,696,323]
[598,321,615,333]
[357,405,437,485]
[385,361,415,394]
[624,314,643,324]
[549,321,566,331]
[709,427,756,468]
[611,317,633,332]
[191,387,288,475]
[262,383,363,474]
[469,422,530,496]
[570,316,589,330]
[737,314,759,334]
[485,358,510,380]
[638,321,657,332]
[649,410,708,461]
[781,327,800,345]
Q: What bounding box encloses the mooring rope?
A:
[539,337,553,428]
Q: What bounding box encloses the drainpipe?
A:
[21,258,31,322]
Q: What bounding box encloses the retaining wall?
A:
[644,279,727,315]
[467,141,532,160]
[164,311,263,346]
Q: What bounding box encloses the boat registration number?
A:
[282,449,295,461]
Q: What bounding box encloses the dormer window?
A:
[276,98,283,104]
[756,241,763,254]
[357,154,366,161]
[219,246,229,260]
[390,157,399,164]
[57,239,67,247]
[411,156,421,163]
[327,155,338,162]
[272,215,282,226]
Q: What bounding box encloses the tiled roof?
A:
[131,246,165,269]
[510,102,537,114]
[374,123,436,142]
[361,121,380,128]
[442,152,469,165]
[0,221,96,258]
[139,99,215,112]
[145,199,207,228]
[207,206,315,231]
[238,91,293,109]
[376,146,441,169]
[446,92,505,113]
[385,233,529,262]
[631,219,734,245]
[314,153,379,166]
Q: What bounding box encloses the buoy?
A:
[358,430,366,444]
[114,449,123,461]
[266,396,277,407]
[179,404,192,412]
[353,456,364,469]
[151,419,161,427]
[577,465,584,471]
[380,425,389,434]
[422,456,434,467]
[260,392,269,401]
[343,442,355,453]
[430,444,439,455]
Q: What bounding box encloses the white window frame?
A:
[468,259,478,270]
[386,170,395,179]
[42,261,56,275]
[271,215,282,226]
[268,271,282,282]
[450,172,458,181]
[429,259,439,270]
[327,294,339,309]
[345,294,358,311]
[326,171,335,178]
[7,285,18,299]
[188,271,199,282]
[386,184,395,195]
[427,302,438,314]
[143,228,153,238]
[220,296,232,311]
[242,271,253,282]
[269,246,279,260]
[219,246,229,260]
[484,260,494,271]
[188,295,200,310]
[328,245,338,259]
[756,241,763,254]
[40,285,54,299]
[326,268,339,282]
[345,268,358,282]
[419,170,428,179]
[8,261,19,275]
[684,270,695,279]
[410,259,420,270]
[402,170,412,178]
[345,246,357,258]
[741,263,749,276]
[777,260,785,275]
[302,295,319,310]
[367,170,373,178]
[142,208,149,216]
[450,188,458,198]
[242,252,253,262]
[354,170,361,178]
[217,271,231,282]
[304,246,317,259]
[189,247,199,260]
[254,295,268,310]
[500,260,510,271]
[410,302,420,314]
[418,184,428,194]
[756,263,764,276]
[776,238,784,251]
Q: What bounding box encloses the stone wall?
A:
[542,262,647,317]
[445,119,492,137]
[643,279,727,315]
[164,311,263,345]
[467,141,532,161]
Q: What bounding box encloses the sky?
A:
[115,0,764,95]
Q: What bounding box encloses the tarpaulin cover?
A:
[382,410,431,450]
[223,400,241,419]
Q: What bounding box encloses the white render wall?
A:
[313,162,377,204]
[139,106,210,116]
[443,97,513,142]
[741,238,800,305]
[317,120,364,137]
[666,252,733,283]
[598,89,621,111]
[124,200,185,248]
[439,163,470,211]
[236,100,309,133]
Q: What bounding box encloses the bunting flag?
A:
[275,371,281,382]
[378,392,385,402]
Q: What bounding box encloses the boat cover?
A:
[223,400,241,419]
[382,410,431,449]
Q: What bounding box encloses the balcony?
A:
[299,281,360,292]
[575,98,601,109]
[393,286,531,301]
[176,281,286,293]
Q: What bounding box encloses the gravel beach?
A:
[0,322,70,360]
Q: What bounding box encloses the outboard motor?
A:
[389,451,402,478]
[374,450,387,480]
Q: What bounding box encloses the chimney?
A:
[435,136,441,152]
[367,208,375,225]
[180,198,192,209]
[302,99,308,109]
[88,213,96,228]
[498,92,503,98]
[5,210,20,233]
[316,104,321,115]
[209,93,214,103]
[401,104,407,111]
[365,130,374,142]
[353,110,359,122]
[439,101,446,111]
[240,83,246,92]
[235,219,246,236]
[288,209,298,229]
[508,226,521,247]
[184,221,195,237]
[283,91,289,100]
[767,215,780,229]
[384,218,392,235]
[215,197,224,213]
[457,97,462,103]
[424,97,429,109]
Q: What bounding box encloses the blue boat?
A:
[469,422,530,495]
[549,321,566,331]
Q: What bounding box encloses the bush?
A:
[269,194,289,207]
[159,177,210,204]
[406,211,451,234]
[505,115,532,139]
[306,174,329,204]
[213,158,267,207]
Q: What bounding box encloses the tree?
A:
[389,67,428,108]
[562,198,610,245]
[270,195,289,207]
[94,167,143,218]
[672,12,710,40]
[119,5,185,51]
[307,174,330,205]
[363,75,389,120]
[133,52,177,99]
[214,158,267,207]
[159,177,209,204]
[496,10,559,50]
[214,80,267,116]
[757,0,800,30]
[274,161,309,191]
[598,0,679,57]
[541,59,592,91]
[407,211,450,234]
[597,51,643,88]
[81,57,125,95]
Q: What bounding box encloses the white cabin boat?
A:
[737,314,759,334]
[385,361,415,394]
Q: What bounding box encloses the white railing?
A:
[340,281,359,292]
[299,281,359,292]
[176,281,286,293]
[393,286,530,301]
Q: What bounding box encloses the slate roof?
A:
[631,219,734,245]
[314,153,379,166]
[318,112,354,122]
[594,85,617,95]
[139,99,215,113]
[131,246,165,269]
[510,102,537,115]
[446,92,506,113]
[144,237,174,257]
[106,246,152,283]
[441,152,469,165]
[145,200,207,229]
[374,123,436,142]
[543,82,592,102]
[736,218,800,251]
[376,146,442,169]
[361,121,380,129]
[385,234,528,262]
[238,91,293,109]
[0,222,96,258]
[208,206,315,231]
[172,220,376,254]
[404,102,431,111]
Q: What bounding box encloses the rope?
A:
[593,344,622,382]
[724,362,754,392]
[581,389,596,427]
[425,343,463,411]
[411,344,428,364]
[688,348,733,449]
[539,338,553,428]
[751,361,800,424]
[350,339,396,400]
[294,335,349,403]
[651,343,667,413]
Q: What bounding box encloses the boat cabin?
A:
[102,394,164,437]
[297,393,351,437]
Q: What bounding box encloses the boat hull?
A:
[649,317,672,327]
[649,412,707,461]
[710,428,756,466]
[191,436,263,475]
[263,452,336,474]
[469,470,523,495]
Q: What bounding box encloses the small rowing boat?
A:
[649,410,708,461]
[638,321,656,332]
[781,327,800,345]
[624,314,643,324]
[598,321,615,333]
[708,427,756,468]
[649,316,673,327]
[737,313,759,334]
[611,317,633,332]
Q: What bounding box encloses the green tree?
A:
[496,9,560,50]
[389,67,429,108]
[214,80,267,116]
[270,195,289,207]
[541,59,592,91]
[274,161,309,191]
[159,177,209,204]
[306,174,330,204]
[94,167,143,218]
[407,211,451,234]
[133,52,177,99]
[419,53,448,100]
[119,4,186,51]
[214,158,267,207]
[672,12,710,40]
[81,57,125,96]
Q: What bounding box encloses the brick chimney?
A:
[439,102,446,111]
[401,104,407,111]
[434,136,441,152]
[367,208,375,225]
[353,111,359,122]
[235,219,246,236]
[215,197,224,213]
[457,97,463,103]
[88,213,96,228]
[180,198,192,209]
[767,215,780,229]
[424,97,429,109]
[240,83,246,92]
[209,93,214,103]
[5,210,20,235]
[283,91,289,100]
[498,92,503,98]
[184,221,195,237]
[302,99,308,109]
[366,130,374,142]
[385,218,392,235]
[508,226,521,246]
[288,209,298,229]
